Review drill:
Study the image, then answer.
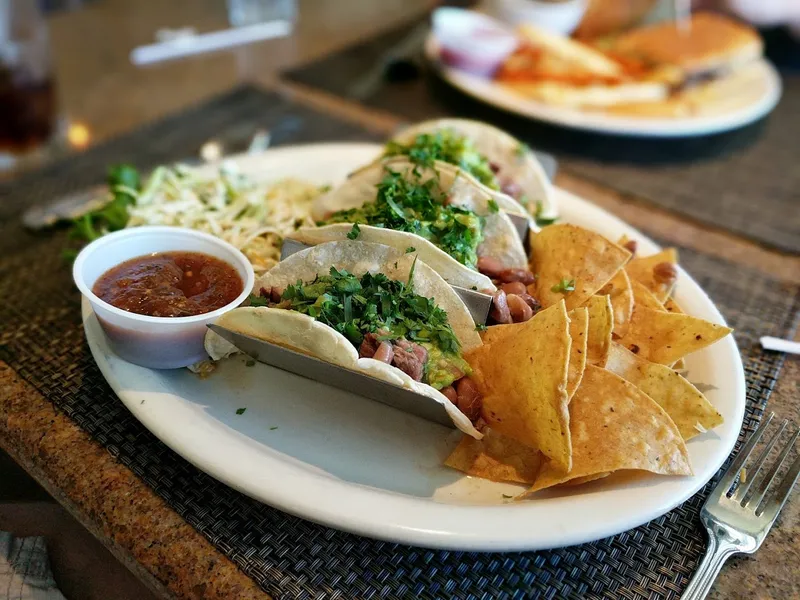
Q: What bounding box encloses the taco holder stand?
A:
[207,324,458,428]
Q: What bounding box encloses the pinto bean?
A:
[489,161,501,174]
[372,342,394,364]
[441,385,458,405]
[500,281,527,295]
[623,239,638,256]
[477,256,506,278]
[455,377,482,422]
[653,262,678,286]
[507,293,534,323]
[489,290,512,324]
[517,292,541,312]
[497,269,536,285]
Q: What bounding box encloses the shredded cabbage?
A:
[124,161,323,274]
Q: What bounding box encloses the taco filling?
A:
[385,130,499,190]
[253,266,480,417]
[319,168,485,269]
[385,129,525,201]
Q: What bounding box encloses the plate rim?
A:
[83,142,746,551]
[424,32,783,138]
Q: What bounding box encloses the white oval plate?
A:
[83,143,745,551]
[424,33,782,138]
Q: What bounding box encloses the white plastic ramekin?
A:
[432,8,518,78]
[73,226,255,369]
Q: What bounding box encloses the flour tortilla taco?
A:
[385,119,557,221]
[205,241,484,437]
[303,158,529,292]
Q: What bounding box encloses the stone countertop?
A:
[1,0,799,598]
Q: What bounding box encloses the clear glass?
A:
[0,0,56,158]
[226,0,297,27]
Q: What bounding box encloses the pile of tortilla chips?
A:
[445,224,730,496]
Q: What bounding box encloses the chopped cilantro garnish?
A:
[319,184,332,193]
[236,407,247,415]
[534,200,558,227]
[405,246,416,253]
[280,267,462,356]
[488,198,499,213]
[502,494,514,499]
[551,278,576,294]
[269,426,278,430]
[321,169,485,269]
[475,323,487,332]
[385,130,499,189]
[245,359,256,367]
[347,222,361,240]
[515,143,530,158]
[248,293,270,307]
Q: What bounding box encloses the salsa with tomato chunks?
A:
[93,251,243,317]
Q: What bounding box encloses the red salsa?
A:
[93,251,243,317]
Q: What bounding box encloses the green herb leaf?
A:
[236,408,247,415]
[515,142,530,158]
[475,323,487,332]
[245,359,256,367]
[269,426,279,430]
[534,200,559,227]
[487,198,499,213]
[551,278,576,294]
[248,293,270,307]
[405,246,416,253]
[347,222,361,240]
[502,493,514,499]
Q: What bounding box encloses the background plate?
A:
[83,143,745,551]
[425,34,782,138]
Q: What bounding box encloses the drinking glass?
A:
[0,0,57,162]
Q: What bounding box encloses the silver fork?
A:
[683,413,800,600]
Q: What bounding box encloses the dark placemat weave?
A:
[2,86,799,600]
[283,17,800,255]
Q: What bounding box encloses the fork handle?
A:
[682,533,738,600]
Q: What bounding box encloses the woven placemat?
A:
[283,17,800,255]
[1,86,799,600]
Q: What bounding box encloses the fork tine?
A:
[758,448,800,521]
[746,427,800,509]
[715,413,775,496]
[736,419,788,503]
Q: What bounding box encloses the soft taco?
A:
[386,118,557,221]
[205,241,484,437]
[303,159,532,294]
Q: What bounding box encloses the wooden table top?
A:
[1,1,798,599]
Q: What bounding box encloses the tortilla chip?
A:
[532,224,631,311]
[445,428,543,484]
[527,365,692,493]
[625,248,679,303]
[604,343,723,439]
[468,301,572,472]
[560,473,610,487]
[566,307,588,402]
[664,297,683,313]
[585,295,613,366]
[617,306,732,365]
[631,279,667,312]
[598,269,633,338]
